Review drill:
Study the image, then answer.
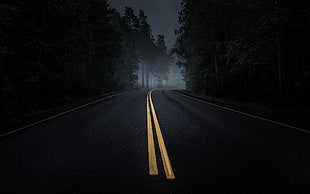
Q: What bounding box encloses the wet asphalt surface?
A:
[1,89,309,193]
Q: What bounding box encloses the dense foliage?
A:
[0,0,169,129]
[175,0,310,106]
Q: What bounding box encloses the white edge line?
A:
[174,91,310,134]
[0,91,128,138]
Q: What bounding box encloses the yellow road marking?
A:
[147,91,158,175]
[149,90,175,179]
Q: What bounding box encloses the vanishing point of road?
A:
[1,89,309,193]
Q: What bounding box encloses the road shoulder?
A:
[0,88,134,138]
[175,90,310,133]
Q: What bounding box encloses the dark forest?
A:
[0,0,170,130]
[175,0,310,107]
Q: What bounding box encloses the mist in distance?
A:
[109,0,185,89]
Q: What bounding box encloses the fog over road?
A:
[1,89,309,193]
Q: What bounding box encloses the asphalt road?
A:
[1,89,309,193]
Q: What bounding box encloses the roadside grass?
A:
[176,90,310,131]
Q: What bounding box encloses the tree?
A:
[175,0,310,105]
[124,7,140,30]
[151,35,170,87]
[137,10,154,87]
[111,9,139,89]
[0,0,144,130]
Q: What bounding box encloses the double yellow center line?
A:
[147,90,175,179]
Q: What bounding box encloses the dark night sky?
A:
[108,0,181,49]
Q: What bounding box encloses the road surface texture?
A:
[1,89,309,193]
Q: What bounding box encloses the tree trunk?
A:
[276,0,290,104]
[146,62,149,88]
[141,63,144,88]
[214,54,219,86]
[276,33,290,104]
